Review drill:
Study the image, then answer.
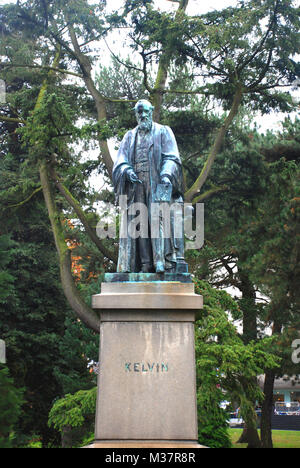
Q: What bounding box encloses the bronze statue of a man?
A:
[112,99,187,274]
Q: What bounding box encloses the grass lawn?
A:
[229,428,300,448]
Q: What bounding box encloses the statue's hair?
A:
[133,99,154,111]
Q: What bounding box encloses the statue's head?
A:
[134,99,154,131]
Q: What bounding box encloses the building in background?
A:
[258,375,300,405]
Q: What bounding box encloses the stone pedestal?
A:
[91,277,203,448]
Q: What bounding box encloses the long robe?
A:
[112,122,184,273]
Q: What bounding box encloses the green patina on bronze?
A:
[112,99,189,278]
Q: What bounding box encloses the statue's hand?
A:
[160,175,172,186]
[127,169,142,184]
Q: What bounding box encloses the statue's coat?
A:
[113,123,184,273]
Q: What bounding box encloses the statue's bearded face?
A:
[135,104,153,131]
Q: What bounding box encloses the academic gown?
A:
[112,122,184,273]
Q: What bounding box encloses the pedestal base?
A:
[92,281,203,447]
[103,272,192,283]
[85,440,207,448]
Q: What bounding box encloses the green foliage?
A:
[64,0,106,41]
[0,100,97,446]
[188,114,299,446]
[48,387,97,447]
[0,366,24,448]
[185,0,299,112]
[0,235,16,303]
[53,311,99,395]
[194,279,280,448]
[19,92,77,162]
[197,386,231,449]
[248,122,300,314]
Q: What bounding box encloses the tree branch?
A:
[190,185,229,204]
[0,115,26,124]
[140,50,154,95]
[8,186,42,208]
[236,0,279,74]
[163,87,207,95]
[49,161,117,265]
[0,61,83,78]
[184,31,225,76]
[67,25,114,178]
[103,38,143,74]
[247,47,274,91]
[184,83,243,203]
[151,0,190,121]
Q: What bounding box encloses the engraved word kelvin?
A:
[125,362,169,373]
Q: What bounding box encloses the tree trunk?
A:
[151,0,189,122]
[260,320,282,448]
[260,370,275,448]
[61,425,73,448]
[26,48,101,333]
[239,270,257,343]
[237,391,261,448]
[238,422,261,448]
[237,268,261,447]
[39,161,101,333]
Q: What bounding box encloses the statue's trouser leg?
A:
[143,178,164,270]
[138,237,152,268]
[134,175,153,270]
